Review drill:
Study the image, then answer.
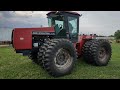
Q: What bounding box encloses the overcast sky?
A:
[0,11,120,41]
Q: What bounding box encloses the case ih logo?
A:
[32,31,55,35]
[20,37,24,40]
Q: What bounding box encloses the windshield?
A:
[48,16,64,35]
[48,17,64,27]
[68,16,78,38]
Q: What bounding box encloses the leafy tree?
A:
[114,30,120,39]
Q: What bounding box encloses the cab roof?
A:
[47,11,80,16]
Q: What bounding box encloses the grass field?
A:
[0,43,120,79]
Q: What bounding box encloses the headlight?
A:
[33,43,38,47]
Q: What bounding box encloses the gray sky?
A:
[0,11,120,41]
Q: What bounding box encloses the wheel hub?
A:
[98,47,107,61]
[54,48,73,69]
[56,54,66,65]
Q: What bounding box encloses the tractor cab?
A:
[47,11,81,42]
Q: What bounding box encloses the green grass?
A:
[0,43,120,79]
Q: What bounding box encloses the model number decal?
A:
[32,31,55,35]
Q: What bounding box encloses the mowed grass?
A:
[0,43,120,79]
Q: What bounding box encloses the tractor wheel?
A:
[37,41,51,68]
[39,39,77,77]
[82,40,95,64]
[28,49,39,64]
[83,39,112,66]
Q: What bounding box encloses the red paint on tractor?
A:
[13,27,55,50]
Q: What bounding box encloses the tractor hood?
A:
[12,27,55,50]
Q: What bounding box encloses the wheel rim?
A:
[54,48,73,70]
[98,47,108,62]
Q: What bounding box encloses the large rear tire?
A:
[38,39,77,77]
[82,40,95,64]
[82,39,112,66]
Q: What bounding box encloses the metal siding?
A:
[0,28,12,41]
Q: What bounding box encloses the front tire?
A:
[39,39,77,77]
[28,49,39,64]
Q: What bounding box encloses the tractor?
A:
[12,11,112,77]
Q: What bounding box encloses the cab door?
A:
[67,16,79,43]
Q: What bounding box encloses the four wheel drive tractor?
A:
[12,11,112,77]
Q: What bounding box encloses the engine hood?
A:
[13,27,55,33]
[12,27,55,50]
